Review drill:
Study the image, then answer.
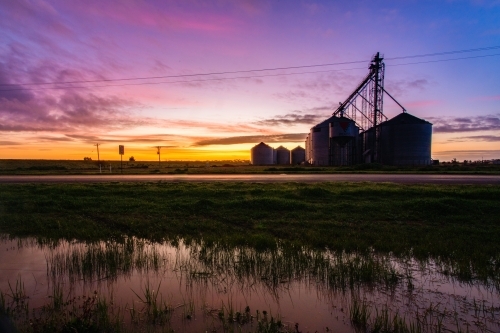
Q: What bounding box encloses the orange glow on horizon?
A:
[1,145,249,161]
[1,141,307,161]
[3,137,499,162]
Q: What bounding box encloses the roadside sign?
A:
[119,145,124,155]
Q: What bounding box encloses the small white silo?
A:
[291,146,306,165]
[276,146,291,165]
[251,142,274,165]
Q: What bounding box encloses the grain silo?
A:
[291,146,306,165]
[303,53,433,166]
[251,142,274,165]
[378,112,432,165]
[308,115,336,166]
[276,146,291,165]
[359,127,375,163]
[329,117,359,166]
[305,135,311,163]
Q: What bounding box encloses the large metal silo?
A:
[305,135,310,163]
[359,128,375,164]
[308,116,336,166]
[329,117,359,166]
[251,142,274,165]
[379,113,432,165]
[291,146,306,165]
[276,146,291,165]
[306,134,313,164]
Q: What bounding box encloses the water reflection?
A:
[0,235,499,333]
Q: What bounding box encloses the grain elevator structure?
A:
[305,52,432,166]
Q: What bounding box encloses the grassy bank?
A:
[1,182,499,268]
[2,159,500,174]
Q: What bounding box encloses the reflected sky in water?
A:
[1,236,499,333]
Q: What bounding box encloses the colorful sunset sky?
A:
[1,0,499,161]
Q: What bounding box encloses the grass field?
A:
[1,182,499,282]
[1,181,500,332]
[2,159,500,174]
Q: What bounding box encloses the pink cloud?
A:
[384,78,431,97]
[194,133,307,146]
[58,1,242,35]
[163,119,264,134]
[428,115,500,133]
[0,92,138,132]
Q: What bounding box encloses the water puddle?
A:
[0,235,499,332]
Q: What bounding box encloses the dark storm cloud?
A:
[194,133,307,146]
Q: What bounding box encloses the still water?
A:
[1,235,499,332]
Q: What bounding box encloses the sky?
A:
[1,0,499,162]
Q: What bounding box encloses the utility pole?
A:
[155,146,161,169]
[94,143,101,172]
[119,145,124,174]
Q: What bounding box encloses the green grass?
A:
[1,182,499,282]
[2,159,500,174]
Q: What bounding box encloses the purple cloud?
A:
[63,133,179,145]
[448,135,500,143]
[255,113,325,127]
[0,88,139,132]
[384,78,431,97]
[255,106,334,127]
[194,133,307,146]
[0,141,22,145]
[429,115,500,133]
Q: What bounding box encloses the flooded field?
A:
[1,235,499,333]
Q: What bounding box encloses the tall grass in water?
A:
[347,295,478,333]
[46,237,169,283]
[46,237,400,299]
[206,301,288,333]
[130,281,174,325]
[184,241,401,292]
[3,236,498,332]
[350,297,371,329]
[2,284,293,332]
[2,287,124,333]
[349,296,421,333]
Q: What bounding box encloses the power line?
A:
[0,60,369,87]
[0,66,368,92]
[386,52,500,66]
[384,45,500,61]
[0,45,499,88]
[1,52,499,93]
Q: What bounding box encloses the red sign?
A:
[339,121,350,131]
